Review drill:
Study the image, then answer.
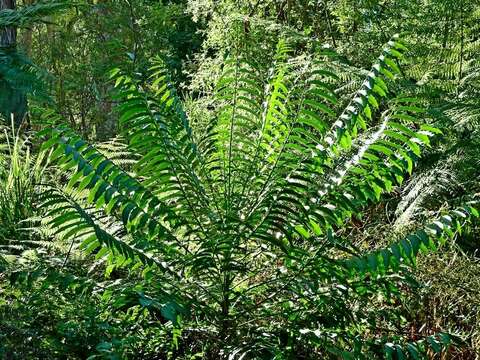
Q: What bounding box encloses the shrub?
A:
[39,36,478,358]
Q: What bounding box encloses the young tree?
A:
[39,36,478,357]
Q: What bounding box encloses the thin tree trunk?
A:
[458,0,464,86]
[0,0,16,46]
[21,0,34,56]
[95,0,117,139]
[0,0,28,128]
[323,0,337,48]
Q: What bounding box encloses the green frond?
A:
[345,205,479,275]
[110,68,214,230]
[383,332,462,359]
[39,187,175,274]
[240,37,423,246]
[39,126,183,248]
[0,1,70,29]
[95,136,138,168]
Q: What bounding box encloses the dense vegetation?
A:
[0,1,479,359]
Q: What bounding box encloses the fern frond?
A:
[345,205,479,275]
[39,126,184,249]
[111,68,214,233]
[39,187,176,274]
[382,332,462,359]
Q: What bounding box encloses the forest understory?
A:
[1,1,480,359]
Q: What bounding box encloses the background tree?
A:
[0,0,27,126]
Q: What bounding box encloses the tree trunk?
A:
[0,0,28,128]
[21,0,34,56]
[95,0,117,140]
[0,0,16,46]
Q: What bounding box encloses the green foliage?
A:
[0,1,69,28]
[346,206,479,274]
[36,35,479,358]
[26,0,202,138]
[0,1,69,124]
[0,125,49,255]
[0,0,479,358]
[0,258,181,359]
[0,47,50,118]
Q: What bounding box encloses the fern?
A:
[39,36,479,357]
